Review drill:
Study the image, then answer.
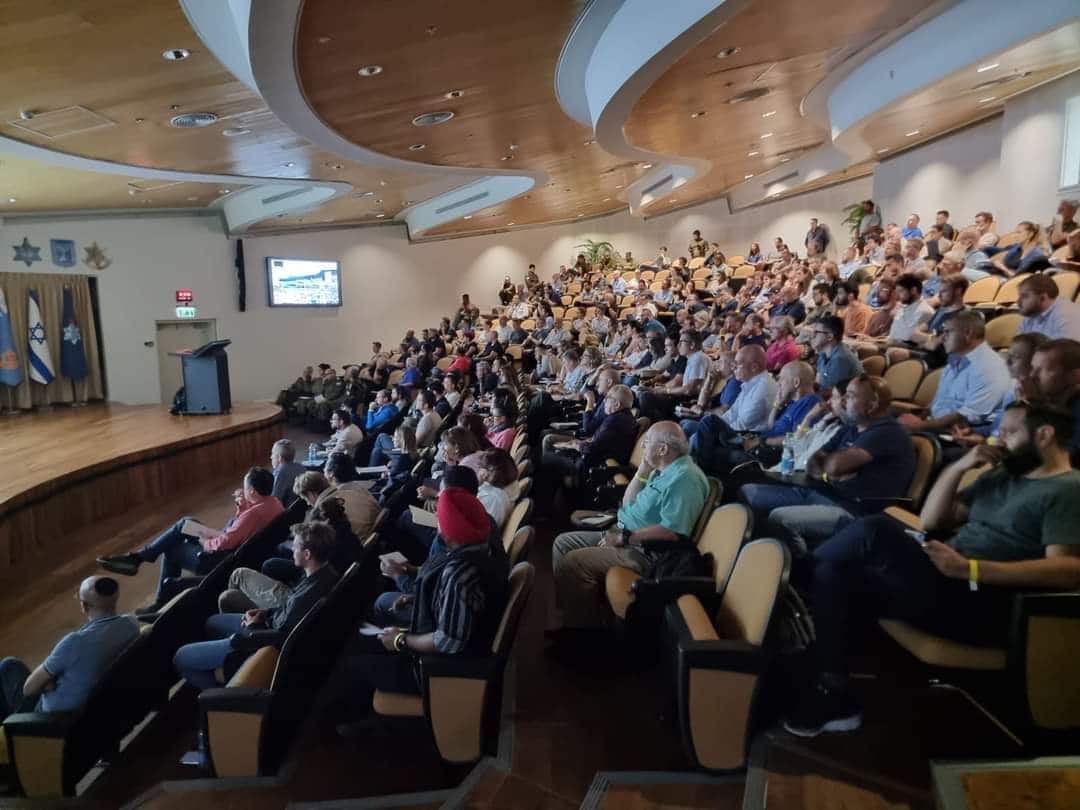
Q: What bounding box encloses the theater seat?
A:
[878,619,1006,670]
[664,539,790,771]
[372,562,535,763]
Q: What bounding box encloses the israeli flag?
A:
[0,288,23,387]
[27,289,55,385]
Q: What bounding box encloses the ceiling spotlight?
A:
[762,110,776,118]
[358,65,383,77]
[978,96,997,103]
[671,199,678,203]
[615,184,623,189]
[134,117,145,123]
[316,36,332,44]
[507,222,516,226]
[162,48,190,61]
[876,147,889,154]
[186,196,198,201]
[905,129,921,137]
[379,180,387,187]
[577,213,584,217]
[748,150,760,157]
[375,213,386,218]
[7,198,15,203]
[508,144,519,151]
[222,127,250,137]
[355,191,374,197]
[374,198,383,204]
[690,111,706,119]
[715,46,739,59]
[282,161,295,168]
[463,215,473,220]
[760,132,773,139]
[779,156,791,162]
[408,143,426,151]
[328,163,344,170]
[976,62,1000,73]
[445,89,463,99]
[744,174,754,180]
[640,162,653,169]
[412,111,454,127]
[584,139,596,146]
[500,155,512,161]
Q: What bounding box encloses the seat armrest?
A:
[855,495,914,510]
[198,687,271,713]
[633,576,716,606]
[420,655,499,680]
[884,506,923,531]
[4,711,78,738]
[679,639,767,673]
[229,630,285,652]
[158,575,205,603]
[569,510,616,530]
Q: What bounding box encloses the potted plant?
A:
[575,239,617,268]
[841,203,865,237]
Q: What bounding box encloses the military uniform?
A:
[293,377,326,419]
[278,374,318,418]
[313,376,347,422]
[689,237,708,258]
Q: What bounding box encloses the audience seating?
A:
[664,538,790,771]
[882,358,926,402]
[605,502,750,623]
[370,562,535,764]
[986,312,1022,350]
[861,354,887,376]
[891,367,942,413]
[963,277,1002,305]
[507,526,533,567]
[500,499,533,558]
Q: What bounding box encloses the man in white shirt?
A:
[638,330,710,420]
[325,408,363,456]
[1017,273,1080,341]
[882,273,934,347]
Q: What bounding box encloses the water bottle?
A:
[308,442,317,463]
[780,433,795,477]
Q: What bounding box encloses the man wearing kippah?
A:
[0,576,139,718]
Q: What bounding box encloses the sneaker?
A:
[96,552,143,576]
[782,684,863,737]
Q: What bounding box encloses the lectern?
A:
[178,339,232,414]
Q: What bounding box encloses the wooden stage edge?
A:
[0,402,284,577]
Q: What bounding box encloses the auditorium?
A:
[0,1,1078,807]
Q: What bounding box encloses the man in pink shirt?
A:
[766,315,803,371]
[98,467,284,612]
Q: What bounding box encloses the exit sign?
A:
[175,306,197,319]
[175,289,194,303]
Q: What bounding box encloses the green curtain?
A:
[0,272,104,409]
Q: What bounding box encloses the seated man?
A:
[786,401,1080,737]
[270,439,305,506]
[855,273,932,354]
[336,482,509,730]
[1017,272,1080,341]
[898,311,1011,432]
[743,361,822,460]
[637,330,710,420]
[173,521,339,691]
[364,389,399,435]
[765,316,801,372]
[311,367,347,423]
[834,281,872,338]
[276,365,315,415]
[741,374,915,549]
[810,316,862,396]
[0,577,139,719]
[684,344,777,459]
[98,467,284,611]
[325,407,364,456]
[1030,338,1080,464]
[551,422,709,630]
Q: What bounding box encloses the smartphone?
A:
[904,528,927,546]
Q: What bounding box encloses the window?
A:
[1061,94,1080,193]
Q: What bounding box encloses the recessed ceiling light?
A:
[715,46,739,59]
[779,156,790,162]
[507,222,515,226]
[463,215,473,220]
[690,111,706,119]
[134,117,145,123]
[408,143,426,151]
[762,110,776,118]
[445,89,463,99]
[577,213,584,217]
[615,184,623,189]
[218,189,230,194]
[978,96,997,103]
[374,198,383,204]
[358,65,383,77]
[744,174,754,180]
[508,144,519,151]
[671,199,678,203]
[328,163,344,170]
[748,150,760,157]
[500,155,511,161]
[905,129,920,137]
[7,198,16,203]
[375,213,385,218]
[584,139,596,146]
[222,127,250,137]
[760,132,773,139]
[170,112,218,128]
[355,191,374,197]
[412,111,454,127]
[162,48,190,61]
[976,62,1000,73]
[317,36,332,44]
[603,197,611,201]
[876,147,889,154]
[379,180,387,187]
[282,161,295,168]
[640,163,653,169]
[186,196,198,201]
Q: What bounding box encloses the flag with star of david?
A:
[60,286,88,381]
[0,288,22,387]
[27,289,55,385]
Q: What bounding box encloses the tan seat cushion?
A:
[879,619,1006,671]
[373,690,423,717]
[0,728,8,766]
[605,566,641,620]
[226,646,279,689]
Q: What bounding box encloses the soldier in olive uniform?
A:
[688,229,708,259]
[312,367,347,423]
[277,365,316,418]
[293,365,330,420]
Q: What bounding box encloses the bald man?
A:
[741,374,916,550]
[551,422,709,630]
[0,576,139,718]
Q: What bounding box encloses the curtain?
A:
[0,272,104,409]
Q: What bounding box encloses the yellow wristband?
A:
[821,472,829,483]
[968,559,979,591]
[635,473,650,484]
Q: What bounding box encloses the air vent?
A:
[727,88,771,105]
[170,112,219,128]
[412,111,454,127]
[435,191,488,216]
[766,170,799,186]
[971,71,1032,92]
[641,173,675,198]
[7,106,115,139]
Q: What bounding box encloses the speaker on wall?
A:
[235,238,246,312]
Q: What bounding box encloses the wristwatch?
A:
[393,632,408,652]
[617,523,633,546]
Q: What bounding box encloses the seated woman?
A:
[339,476,509,730]
[173,521,339,691]
[485,401,518,451]
[464,448,519,531]
[984,220,1048,275]
[373,424,419,498]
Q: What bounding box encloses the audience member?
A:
[270,439,304,506]
[1017,273,1080,341]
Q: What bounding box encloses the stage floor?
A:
[0,401,282,517]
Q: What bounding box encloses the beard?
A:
[1001,443,1042,477]
[840,409,861,426]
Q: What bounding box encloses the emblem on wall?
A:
[83,241,111,271]
[12,237,42,267]
[50,239,76,268]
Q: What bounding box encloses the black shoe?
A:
[96,552,143,576]
[782,684,863,738]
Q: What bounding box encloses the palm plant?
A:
[842,203,864,237]
[574,239,617,266]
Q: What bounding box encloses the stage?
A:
[0,401,284,579]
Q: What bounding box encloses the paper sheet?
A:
[409,505,439,528]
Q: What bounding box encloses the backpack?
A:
[643,543,711,580]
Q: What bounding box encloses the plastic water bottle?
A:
[308,442,318,463]
[780,433,795,477]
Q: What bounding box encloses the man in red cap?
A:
[337,471,509,733]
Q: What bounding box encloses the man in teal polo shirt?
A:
[552,422,710,629]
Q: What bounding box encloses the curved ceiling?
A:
[0,0,1076,238]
